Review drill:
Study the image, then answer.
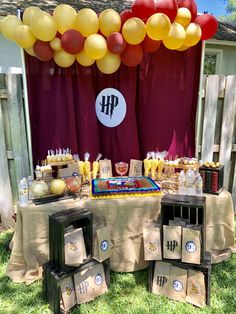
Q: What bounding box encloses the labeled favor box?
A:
[49,208,93,271]
[43,259,110,314]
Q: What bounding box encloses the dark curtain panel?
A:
[25,43,202,165]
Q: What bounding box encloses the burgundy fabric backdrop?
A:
[25,43,202,166]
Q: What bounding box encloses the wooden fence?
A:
[0,74,30,227]
[197,75,236,209]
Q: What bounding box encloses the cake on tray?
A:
[91,176,161,197]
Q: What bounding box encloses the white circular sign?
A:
[172,280,183,292]
[95,88,126,127]
[185,241,197,253]
[95,274,103,285]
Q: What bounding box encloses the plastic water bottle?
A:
[185,169,195,195]
[178,170,186,195]
[195,173,203,195]
[18,178,28,207]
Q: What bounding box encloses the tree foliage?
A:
[224,0,236,21]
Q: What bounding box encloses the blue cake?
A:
[92,176,161,197]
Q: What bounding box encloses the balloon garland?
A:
[0,0,218,74]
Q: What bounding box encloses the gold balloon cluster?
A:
[0,4,202,74]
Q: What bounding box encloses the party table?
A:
[6,189,235,284]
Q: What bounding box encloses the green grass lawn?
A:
[0,229,236,314]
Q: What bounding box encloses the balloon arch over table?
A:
[0,0,218,74]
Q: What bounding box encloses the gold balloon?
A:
[146,13,171,41]
[99,9,121,37]
[163,22,186,50]
[1,15,22,41]
[175,8,191,28]
[75,8,99,37]
[30,12,57,42]
[24,47,35,56]
[84,34,107,60]
[14,25,36,49]
[122,18,146,45]
[54,49,75,68]
[50,37,61,51]
[76,49,95,66]
[23,6,42,26]
[53,4,77,34]
[96,51,121,74]
[185,23,202,47]
[177,45,190,51]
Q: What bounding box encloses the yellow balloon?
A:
[163,23,186,50]
[24,47,35,56]
[54,49,75,68]
[122,18,146,45]
[76,49,95,66]
[146,13,171,41]
[1,15,22,41]
[184,23,202,47]
[96,51,121,74]
[99,9,121,37]
[23,6,42,26]
[14,25,36,49]
[75,8,99,37]
[175,8,191,28]
[30,12,57,41]
[84,34,107,60]
[50,37,61,51]
[53,4,77,34]
[177,45,190,51]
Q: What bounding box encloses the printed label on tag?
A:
[100,240,109,251]
[185,241,197,253]
[94,274,103,286]
[172,280,183,292]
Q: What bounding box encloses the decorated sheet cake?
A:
[92,176,161,197]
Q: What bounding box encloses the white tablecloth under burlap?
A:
[6,190,235,284]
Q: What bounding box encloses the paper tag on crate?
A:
[186,269,206,307]
[99,160,113,178]
[60,276,76,312]
[167,266,187,302]
[89,263,108,298]
[64,228,87,266]
[93,226,112,262]
[143,220,162,260]
[74,268,95,304]
[129,159,143,177]
[182,228,201,265]
[163,225,182,259]
[152,261,171,297]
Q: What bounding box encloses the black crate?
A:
[49,208,93,271]
[160,194,208,264]
[149,253,211,306]
[43,259,110,314]
[199,166,224,195]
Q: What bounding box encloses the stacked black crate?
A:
[43,207,110,314]
[149,195,211,307]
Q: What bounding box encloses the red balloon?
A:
[131,0,156,20]
[120,44,143,67]
[33,40,54,61]
[177,0,198,22]
[195,14,218,40]
[120,10,133,26]
[61,29,84,54]
[141,35,161,53]
[107,32,126,54]
[156,0,178,22]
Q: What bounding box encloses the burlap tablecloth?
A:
[6,190,235,284]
